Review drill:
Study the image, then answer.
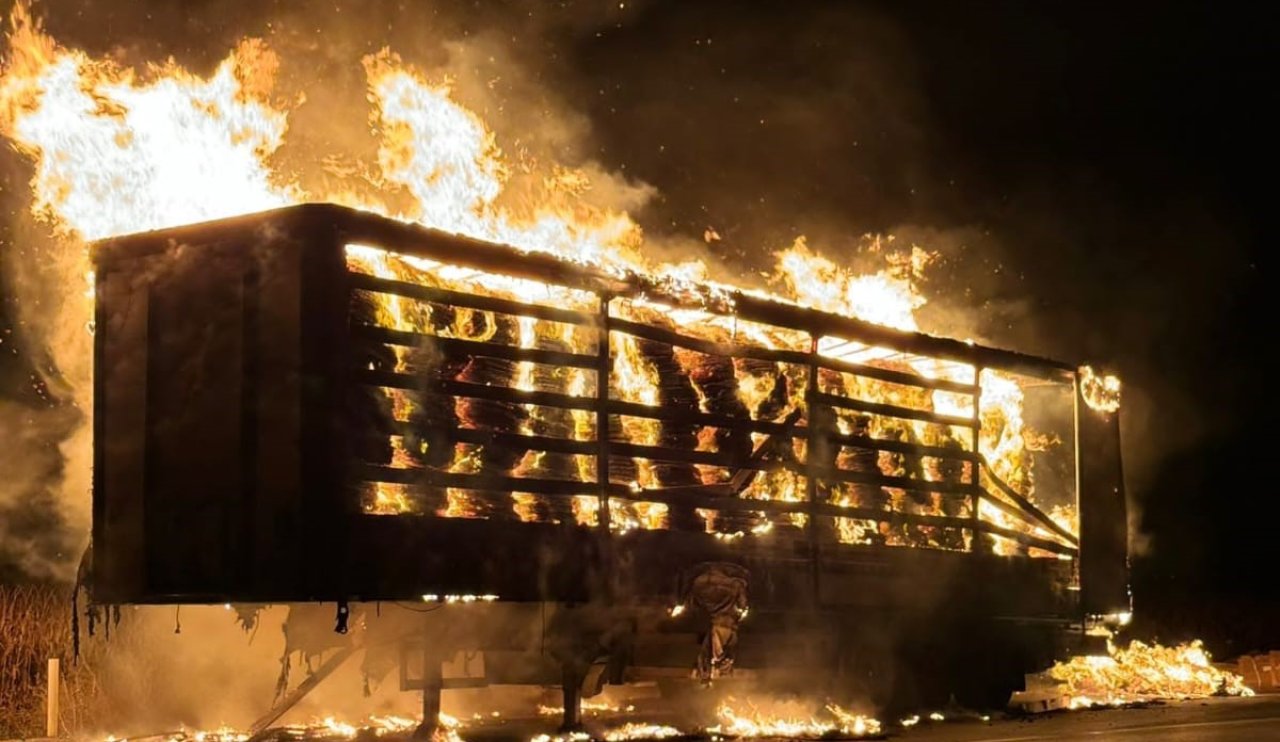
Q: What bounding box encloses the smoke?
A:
[0,400,83,580]
[0,191,93,580]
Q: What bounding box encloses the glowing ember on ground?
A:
[431,713,467,742]
[824,704,881,737]
[181,729,248,742]
[601,723,683,741]
[709,699,880,738]
[1049,639,1255,706]
[537,700,635,717]
[315,717,358,738]
[529,733,590,742]
[128,714,461,742]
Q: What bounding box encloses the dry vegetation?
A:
[0,583,121,738]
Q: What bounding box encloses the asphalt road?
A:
[448,695,1280,742]
[894,695,1280,741]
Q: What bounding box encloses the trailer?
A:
[89,204,1129,724]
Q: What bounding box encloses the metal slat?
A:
[609,316,978,394]
[608,315,808,366]
[825,431,979,463]
[607,441,739,467]
[355,370,599,411]
[815,354,978,395]
[604,398,799,434]
[595,296,613,533]
[976,519,1079,557]
[355,464,622,497]
[387,424,597,457]
[352,324,598,369]
[806,464,978,498]
[810,391,977,429]
[348,272,596,326]
[979,457,1080,546]
[977,492,1075,549]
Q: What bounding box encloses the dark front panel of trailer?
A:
[93,226,313,602]
[142,244,249,595]
[1078,400,1129,615]
[95,261,151,601]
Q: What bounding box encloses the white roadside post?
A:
[46,657,60,738]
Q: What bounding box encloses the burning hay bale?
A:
[1012,639,1255,712]
[1050,639,1255,704]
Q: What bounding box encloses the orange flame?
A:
[710,698,880,738]
[1050,639,1254,706]
[1080,365,1122,413]
[2,2,1074,551]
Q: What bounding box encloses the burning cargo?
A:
[89,203,1127,720]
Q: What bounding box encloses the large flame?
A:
[2,1,1069,549]
[1049,639,1254,707]
[0,5,292,241]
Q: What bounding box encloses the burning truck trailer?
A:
[88,203,1128,733]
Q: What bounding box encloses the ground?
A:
[891,695,1280,742]
[446,696,1280,742]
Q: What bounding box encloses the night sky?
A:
[0,1,1270,652]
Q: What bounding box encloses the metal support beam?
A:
[560,663,585,732]
[806,335,821,604]
[971,366,983,554]
[595,293,613,535]
[248,645,359,742]
[414,645,443,739]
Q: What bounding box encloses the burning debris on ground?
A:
[1008,635,1256,715]
[709,699,881,739]
[1047,639,1254,707]
[98,698,888,742]
[536,702,636,719]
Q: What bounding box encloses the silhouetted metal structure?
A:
[90,204,1127,713]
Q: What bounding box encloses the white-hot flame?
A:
[1049,639,1255,705]
[2,1,1075,554]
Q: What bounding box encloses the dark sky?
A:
[0,1,1271,649]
